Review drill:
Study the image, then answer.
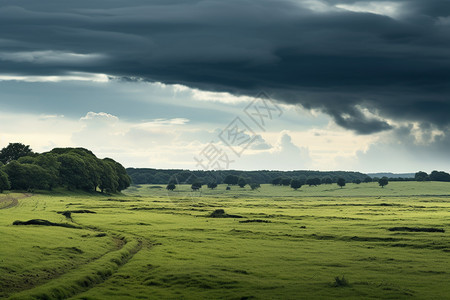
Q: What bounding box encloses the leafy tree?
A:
[363,176,372,183]
[57,154,89,190]
[34,154,60,190]
[166,183,176,191]
[414,171,429,182]
[238,177,247,188]
[207,182,218,189]
[191,181,202,191]
[104,158,131,191]
[0,169,10,192]
[4,161,52,191]
[250,183,261,190]
[281,178,291,186]
[224,175,239,185]
[337,178,346,188]
[272,177,282,186]
[429,170,450,182]
[290,179,302,190]
[306,177,321,186]
[322,177,332,184]
[99,159,119,193]
[353,179,361,184]
[378,177,389,188]
[0,143,34,164]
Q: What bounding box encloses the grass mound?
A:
[388,227,445,233]
[208,209,243,218]
[12,219,80,229]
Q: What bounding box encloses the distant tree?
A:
[191,181,202,191]
[0,143,34,164]
[372,177,380,182]
[337,178,346,188]
[0,169,10,192]
[363,176,372,183]
[414,171,429,182]
[224,175,239,186]
[378,177,389,188]
[429,170,450,182]
[166,183,176,191]
[207,182,218,189]
[238,177,247,188]
[272,177,282,186]
[250,183,261,190]
[322,177,332,184]
[290,179,302,190]
[353,179,361,184]
[306,177,321,186]
[281,178,291,186]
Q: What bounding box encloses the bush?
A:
[332,276,349,287]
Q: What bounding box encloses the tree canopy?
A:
[0,143,34,165]
[0,144,130,193]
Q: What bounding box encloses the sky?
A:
[0,0,449,173]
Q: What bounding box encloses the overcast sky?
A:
[1,0,449,173]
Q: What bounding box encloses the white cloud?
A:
[336,1,403,18]
[0,72,109,83]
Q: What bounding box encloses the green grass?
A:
[1,182,449,299]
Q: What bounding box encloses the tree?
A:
[414,171,429,182]
[224,175,239,186]
[306,177,321,186]
[250,183,261,190]
[99,159,119,193]
[429,170,450,182]
[337,178,346,188]
[4,161,52,191]
[191,181,202,191]
[34,154,60,190]
[353,179,361,184]
[238,177,247,188]
[0,143,34,164]
[0,169,10,192]
[272,177,282,186]
[281,178,291,186]
[57,154,89,190]
[166,183,176,191]
[207,182,218,189]
[290,179,302,190]
[363,176,372,183]
[378,177,389,188]
[322,177,332,184]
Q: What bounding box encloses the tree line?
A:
[127,168,368,185]
[165,174,390,192]
[0,143,130,193]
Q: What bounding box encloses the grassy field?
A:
[0,182,449,299]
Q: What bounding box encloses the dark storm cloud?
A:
[1,0,450,134]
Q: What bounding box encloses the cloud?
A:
[1,0,450,135]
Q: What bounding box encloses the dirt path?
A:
[0,193,32,209]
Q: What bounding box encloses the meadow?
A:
[0,182,449,299]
